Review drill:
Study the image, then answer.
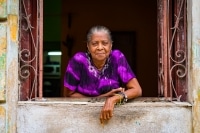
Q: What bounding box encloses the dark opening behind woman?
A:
[64,25,142,124]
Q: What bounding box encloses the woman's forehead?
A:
[91,31,109,39]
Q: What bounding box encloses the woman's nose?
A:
[97,43,103,49]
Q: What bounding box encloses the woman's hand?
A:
[99,87,124,124]
[100,96,117,125]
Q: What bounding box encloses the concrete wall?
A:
[17,99,192,133]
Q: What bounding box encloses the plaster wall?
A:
[189,0,200,132]
[0,0,19,132]
[17,99,192,133]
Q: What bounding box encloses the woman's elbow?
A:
[64,87,74,97]
[135,85,142,97]
[138,88,142,97]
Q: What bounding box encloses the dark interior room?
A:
[43,0,158,97]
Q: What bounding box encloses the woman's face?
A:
[87,31,112,63]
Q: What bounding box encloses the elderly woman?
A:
[64,25,142,124]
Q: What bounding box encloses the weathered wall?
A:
[189,0,200,133]
[0,0,19,132]
[17,100,192,133]
[0,4,7,131]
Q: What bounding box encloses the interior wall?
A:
[59,0,158,97]
[43,0,61,42]
[43,0,62,65]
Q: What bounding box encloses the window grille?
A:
[19,0,43,101]
[157,0,187,101]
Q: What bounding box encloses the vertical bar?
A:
[168,0,173,100]
[29,0,37,100]
[163,0,169,99]
[183,0,187,101]
[34,0,39,100]
[157,0,164,97]
[38,0,43,99]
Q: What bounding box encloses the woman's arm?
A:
[100,78,142,124]
[64,87,87,98]
[123,78,142,99]
[65,86,126,98]
[98,87,124,98]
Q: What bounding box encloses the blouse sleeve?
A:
[64,53,82,91]
[116,51,136,84]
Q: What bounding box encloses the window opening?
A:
[19,0,187,102]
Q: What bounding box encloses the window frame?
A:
[18,0,188,101]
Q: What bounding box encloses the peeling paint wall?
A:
[190,0,200,133]
[6,13,19,133]
[0,22,6,101]
[0,0,19,133]
[0,106,6,133]
[0,0,7,132]
[0,0,7,20]
[8,15,18,42]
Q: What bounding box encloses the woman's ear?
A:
[87,43,90,54]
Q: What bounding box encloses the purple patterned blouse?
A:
[64,49,136,96]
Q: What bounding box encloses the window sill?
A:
[18,97,192,107]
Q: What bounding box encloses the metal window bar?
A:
[158,0,187,101]
[19,0,43,101]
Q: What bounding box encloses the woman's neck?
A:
[93,60,106,70]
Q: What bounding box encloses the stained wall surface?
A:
[17,100,192,133]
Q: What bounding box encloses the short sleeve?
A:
[114,50,136,84]
[64,53,83,91]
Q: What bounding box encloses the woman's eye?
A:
[91,42,98,46]
[102,42,109,46]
